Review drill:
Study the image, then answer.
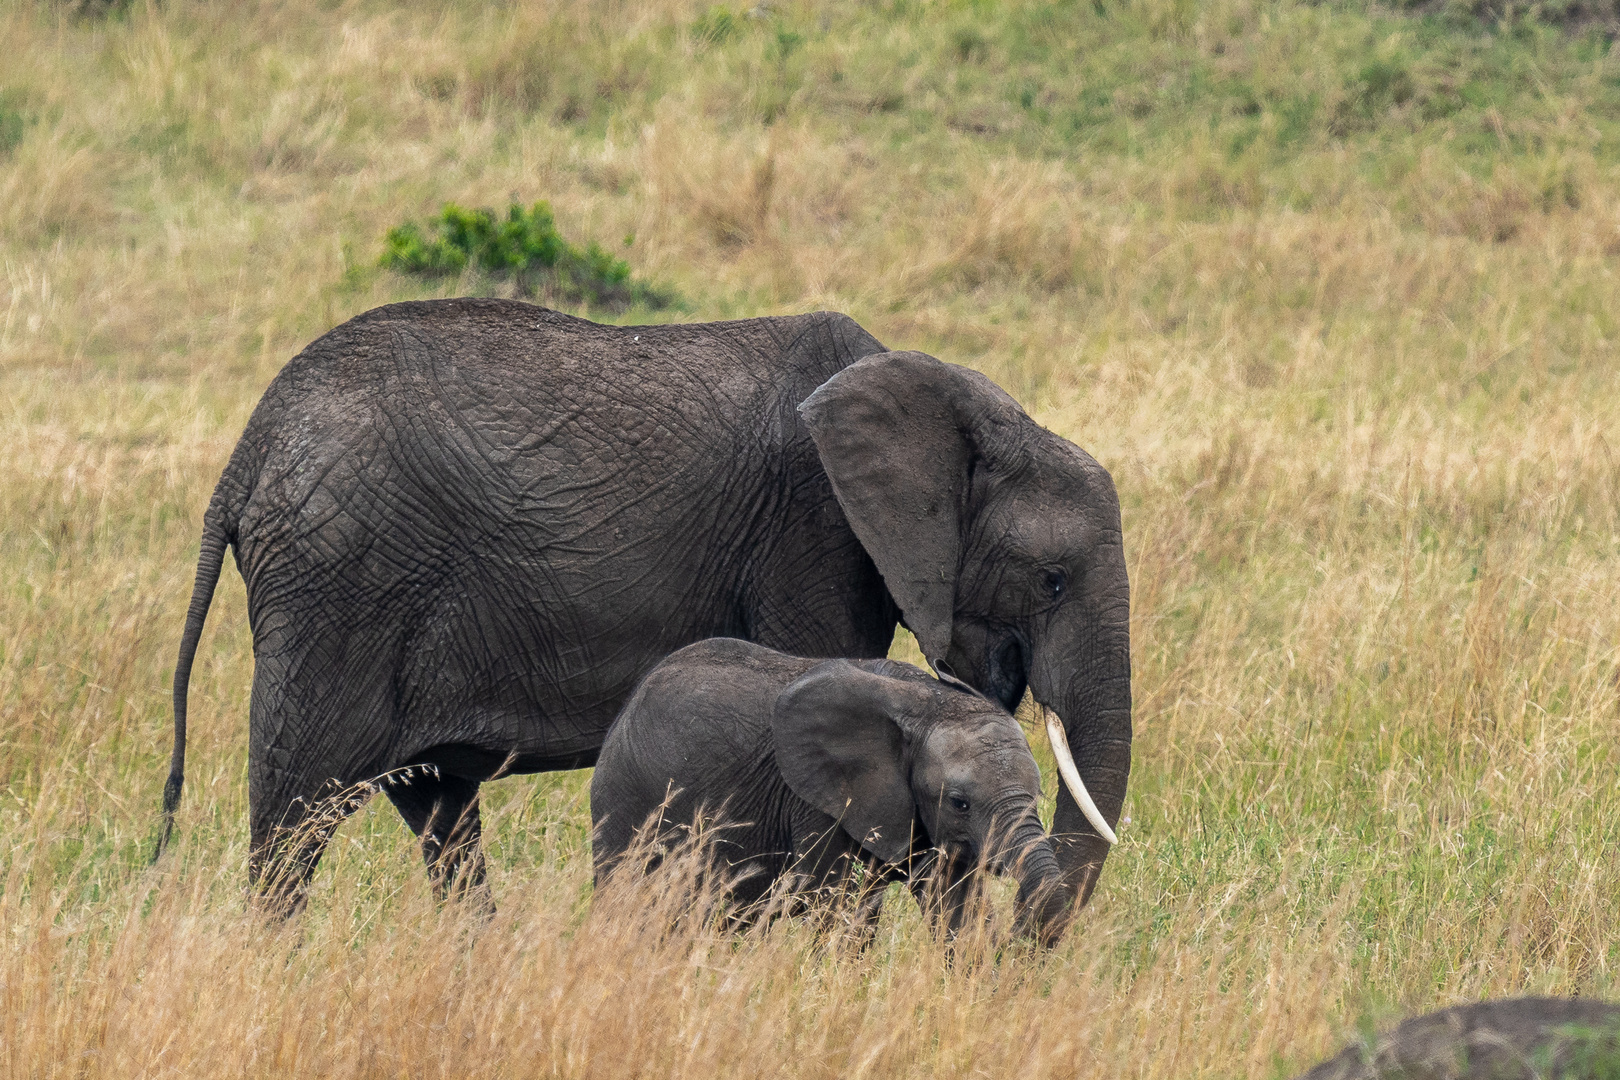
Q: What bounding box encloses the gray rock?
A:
[1296,998,1620,1080]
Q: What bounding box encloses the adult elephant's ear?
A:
[772,660,929,864]
[799,351,1024,663]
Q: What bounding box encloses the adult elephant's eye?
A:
[948,795,970,813]
[1039,568,1067,602]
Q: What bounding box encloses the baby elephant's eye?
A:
[1038,567,1067,601]
[948,795,971,813]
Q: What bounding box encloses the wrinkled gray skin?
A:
[1295,998,1620,1080]
[591,639,1068,943]
[164,299,1130,919]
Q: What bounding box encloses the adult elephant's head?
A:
[800,351,1130,930]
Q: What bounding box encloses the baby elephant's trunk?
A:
[999,814,1070,947]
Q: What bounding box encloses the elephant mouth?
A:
[972,627,1117,849]
[984,629,1118,849]
[984,631,1028,712]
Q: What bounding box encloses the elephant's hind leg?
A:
[384,770,490,906]
[248,773,371,918]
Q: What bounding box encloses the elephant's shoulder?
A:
[763,311,885,365]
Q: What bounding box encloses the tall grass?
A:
[3,0,1620,1075]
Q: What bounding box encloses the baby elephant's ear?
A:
[772,661,926,865]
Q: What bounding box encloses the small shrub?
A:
[1357,58,1416,110]
[1435,0,1620,27]
[952,26,990,63]
[1332,56,1417,134]
[381,202,674,311]
[61,0,135,18]
[0,93,30,156]
[691,6,738,47]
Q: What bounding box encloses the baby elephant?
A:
[590,638,1069,942]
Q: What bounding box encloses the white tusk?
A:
[1045,711,1118,845]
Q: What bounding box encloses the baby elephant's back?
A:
[590,639,820,875]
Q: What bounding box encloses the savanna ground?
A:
[4,0,1620,1075]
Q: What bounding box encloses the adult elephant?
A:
[162,299,1131,922]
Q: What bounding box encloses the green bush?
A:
[691,6,738,47]
[381,202,673,312]
[0,93,30,156]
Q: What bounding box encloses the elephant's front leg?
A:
[384,770,491,908]
[908,849,982,941]
[786,813,885,942]
[843,860,900,950]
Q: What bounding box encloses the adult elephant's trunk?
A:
[1030,548,1133,924]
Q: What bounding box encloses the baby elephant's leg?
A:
[788,809,887,944]
[844,869,896,950]
[908,850,981,941]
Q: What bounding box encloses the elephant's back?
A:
[255,298,880,431]
[233,300,878,530]
[227,302,877,583]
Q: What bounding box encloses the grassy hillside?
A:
[4,0,1620,1076]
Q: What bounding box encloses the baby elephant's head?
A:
[771,659,1067,944]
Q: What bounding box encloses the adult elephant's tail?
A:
[154,507,230,862]
[156,410,266,861]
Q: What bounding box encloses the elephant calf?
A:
[590,638,1069,942]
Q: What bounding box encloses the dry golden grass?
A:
[4,0,1620,1075]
